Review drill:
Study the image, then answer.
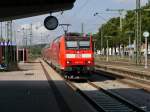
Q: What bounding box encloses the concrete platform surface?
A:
[0,62,60,112]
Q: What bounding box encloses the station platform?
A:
[0,61,60,112]
[0,60,96,112]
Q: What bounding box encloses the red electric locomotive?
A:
[43,33,94,78]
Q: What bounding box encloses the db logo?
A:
[75,54,82,58]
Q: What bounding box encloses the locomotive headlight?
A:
[87,61,91,64]
[67,61,70,64]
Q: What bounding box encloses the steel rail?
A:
[95,64,150,82]
[94,69,150,92]
[88,81,146,112]
[44,60,108,112]
[66,79,146,112]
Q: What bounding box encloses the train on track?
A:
[42,33,95,79]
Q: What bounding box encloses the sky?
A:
[10,0,149,44]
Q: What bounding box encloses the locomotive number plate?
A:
[75,54,82,58]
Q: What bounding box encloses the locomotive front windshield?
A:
[79,41,90,49]
[65,36,90,50]
[66,41,78,49]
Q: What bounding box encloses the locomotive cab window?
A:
[66,41,78,49]
[79,41,90,49]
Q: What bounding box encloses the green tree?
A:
[95,4,150,50]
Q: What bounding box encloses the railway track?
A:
[95,64,150,83]
[42,60,146,112]
[68,80,145,112]
[95,66,150,92]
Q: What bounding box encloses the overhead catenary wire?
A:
[59,0,90,25]
[71,0,89,18]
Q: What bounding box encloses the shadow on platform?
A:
[0,79,149,112]
[0,80,59,112]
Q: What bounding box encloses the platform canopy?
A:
[0,0,76,21]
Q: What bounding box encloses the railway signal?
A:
[104,36,113,62]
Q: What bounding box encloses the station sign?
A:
[143,31,149,38]
[44,16,59,30]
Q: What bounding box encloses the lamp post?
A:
[143,31,149,69]
[29,23,32,47]
[107,39,109,62]
[101,25,103,54]
[92,35,97,55]
[125,31,134,61]
[145,36,148,69]
[104,36,112,62]
[16,30,21,46]
[135,0,142,65]
[22,28,25,47]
